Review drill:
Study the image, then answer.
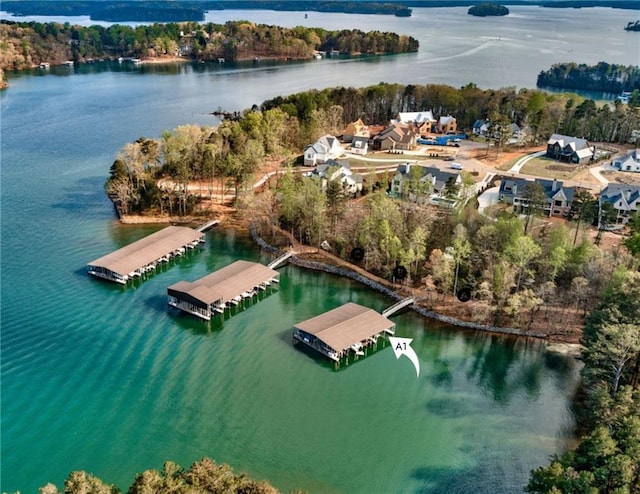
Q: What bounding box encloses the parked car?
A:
[444,156,455,161]
[451,162,463,170]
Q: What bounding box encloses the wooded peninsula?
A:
[0,20,418,70]
[537,62,640,94]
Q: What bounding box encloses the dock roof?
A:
[88,226,203,277]
[168,260,278,305]
[294,302,394,354]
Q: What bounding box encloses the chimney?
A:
[552,179,559,192]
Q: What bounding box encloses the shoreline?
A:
[116,210,584,350]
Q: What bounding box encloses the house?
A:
[390,163,461,203]
[612,150,640,173]
[436,115,457,134]
[395,111,436,132]
[341,119,368,143]
[546,134,594,164]
[310,160,363,195]
[371,123,418,151]
[303,135,343,167]
[472,119,490,137]
[349,135,369,155]
[599,184,640,227]
[498,177,578,217]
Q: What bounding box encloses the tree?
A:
[568,189,598,246]
[595,201,618,245]
[584,323,640,397]
[504,235,542,292]
[623,212,640,258]
[325,177,347,236]
[451,224,471,298]
[522,182,547,234]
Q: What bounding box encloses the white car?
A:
[451,162,463,170]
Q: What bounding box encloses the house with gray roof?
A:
[303,134,343,167]
[612,150,640,173]
[499,177,580,217]
[391,163,461,203]
[546,134,594,164]
[310,159,363,195]
[599,184,640,227]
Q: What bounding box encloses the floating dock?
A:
[167,260,279,320]
[87,226,204,284]
[293,302,396,363]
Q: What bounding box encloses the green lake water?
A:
[0,7,606,491]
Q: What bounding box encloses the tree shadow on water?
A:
[51,176,112,216]
[411,457,528,494]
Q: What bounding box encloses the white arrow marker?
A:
[389,336,420,378]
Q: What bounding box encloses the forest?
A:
[526,271,640,493]
[0,20,419,70]
[537,62,640,94]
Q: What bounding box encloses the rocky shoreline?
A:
[248,223,579,351]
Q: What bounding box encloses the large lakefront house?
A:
[546,134,594,164]
[599,184,640,228]
[390,163,462,203]
[499,177,579,217]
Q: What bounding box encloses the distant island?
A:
[0,20,419,71]
[625,20,640,31]
[468,3,509,16]
[537,61,640,94]
[0,1,413,21]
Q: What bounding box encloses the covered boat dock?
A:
[293,302,396,363]
[87,226,204,284]
[167,260,279,320]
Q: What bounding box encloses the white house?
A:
[472,119,490,137]
[303,135,344,167]
[599,184,640,227]
[395,111,436,131]
[612,150,640,173]
[311,160,363,194]
[349,135,369,155]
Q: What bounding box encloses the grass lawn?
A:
[519,157,581,180]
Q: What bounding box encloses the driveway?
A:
[477,186,500,214]
[507,150,546,173]
[589,163,612,186]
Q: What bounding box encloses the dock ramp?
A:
[382,297,415,318]
[268,251,294,269]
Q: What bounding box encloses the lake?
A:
[0,5,622,493]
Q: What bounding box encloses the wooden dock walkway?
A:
[268,251,295,270]
[382,297,415,318]
[196,219,220,232]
